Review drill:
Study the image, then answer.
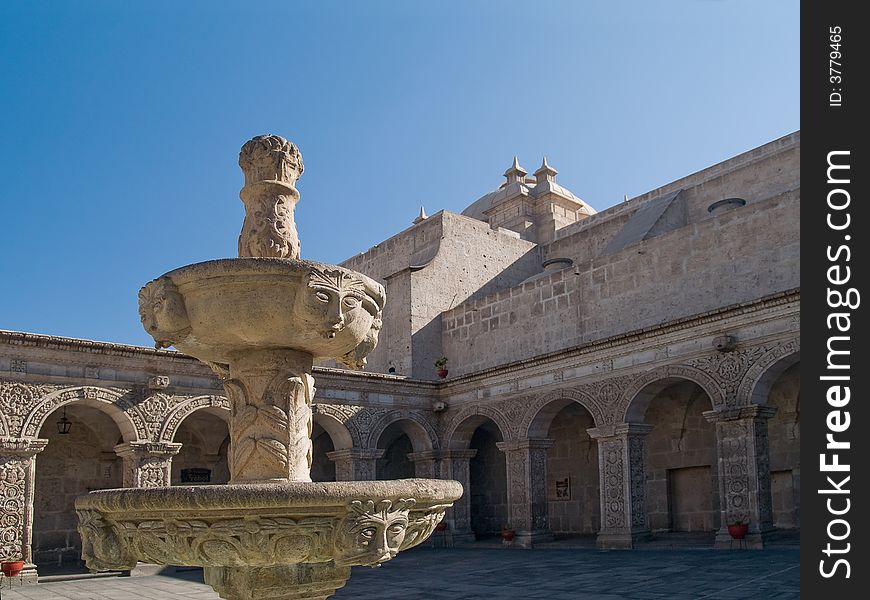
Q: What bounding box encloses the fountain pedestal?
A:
[76,135,461,600]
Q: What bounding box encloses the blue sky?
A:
[0,0,799,347]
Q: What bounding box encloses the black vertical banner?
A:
[802,2,868,597]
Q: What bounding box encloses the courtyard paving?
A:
[0,547,800,600]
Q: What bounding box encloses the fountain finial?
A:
[238,134,304,259]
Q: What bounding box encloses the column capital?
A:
[114,441,182,459]
[325,448,384,462]
[496,438,554,452]
[703,405,777,423]
[440,449,478,460]
[0,437,48,457]
[406,450,441,462]
[586,423,652,440]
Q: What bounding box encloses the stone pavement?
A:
[0,547,799,600]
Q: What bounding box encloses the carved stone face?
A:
[293,270,375,343]
[138,278,190,347]
[333,500,413,567]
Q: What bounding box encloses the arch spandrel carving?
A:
[618,364,726,423]
[158,395,231,442]
[365,410,440,452]
[19,385,142,441]
[521,387,604,439]
[737,338,800,406]
[313,403,364,449]
[444,404,511,449]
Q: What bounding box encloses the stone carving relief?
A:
[224,372,315,483]
[237,134,304,260]
[628,436,646,529]
[138,277,191,350]
[78,496,446,571]
[0,457,27,560]
[312,403,364,448]
[599,438,625,529]
[0,382,52,437]
[579,376,632,425]
[688,346,767,405]
[443,404,511,449]
[293,269,386,371]
[159,395,230,442]
[736,339,800,406]
[519,387,604,438]
[616,365,725,422]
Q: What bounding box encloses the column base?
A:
[129,562,176,577]
[515,530,554,548]
[0,563,39,586]
[204,564,351,600]
[596,529,651,549]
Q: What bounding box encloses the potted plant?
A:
[727,519,749,540]
[434,357,449,379]
[1,556,25,578]
[500,526,515,542]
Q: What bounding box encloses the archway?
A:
[467,419,507,538]
[627,377,718,534]
[311,422,336,482]
[375,421,415,479]
[528,399,600,537]
[766,361,800,528]
[33,404,124,570]
[171,409,230,485]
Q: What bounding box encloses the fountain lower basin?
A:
[76,479,461,571]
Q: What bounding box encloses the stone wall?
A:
[644,382,719,532]
[442,186,799,377]
[767,363,800,528]
[546,403,599,534]
[33,406,122,565]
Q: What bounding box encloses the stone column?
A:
[407,450,441,479]
[496,438,554,548]
[704,405,777,548]
[0,437,47,583]
[325,449,384,481]
[114,441,182,488]
[438,449,477,543]
[587,423,652,549]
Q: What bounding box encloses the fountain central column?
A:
[224,348,315,483]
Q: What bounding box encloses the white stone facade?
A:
[0,131,799,577]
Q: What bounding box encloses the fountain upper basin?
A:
[138,258,386,368]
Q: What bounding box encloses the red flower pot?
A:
[727,523,749,540]
[437,369,448,379]
[501,530,515,541]
[1,560,25,577]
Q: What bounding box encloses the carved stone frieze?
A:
[76,481,461,572]
[688,345,768,405]
[0,438,46,562]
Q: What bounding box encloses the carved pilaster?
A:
[325,449,384,481]
[704,405,777,548]
[0,437,47,582]
[114,441,182,488]
[588,423,651,549]
[438,449,477,542]
[496,438,554,547]
[223,348,315,483]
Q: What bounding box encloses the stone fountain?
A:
[75,135,462,600]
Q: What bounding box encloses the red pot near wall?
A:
[1,560,25,577]
[727,523,749,540]
[437,369,448,379]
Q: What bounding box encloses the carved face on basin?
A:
[138,278,190,348]
[333,499,413,567]
[293,269,376,343]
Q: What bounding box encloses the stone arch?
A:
[159,395,230,442]
[620,364,725,423]
[313,411,355,451]
[366,410,439,452]
[738,339,801,406]
[313,404,364,448]
[446,404,511,450]
[523,388,604,438]
[22,386,140,441]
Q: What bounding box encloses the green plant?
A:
[434,357,448,369]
